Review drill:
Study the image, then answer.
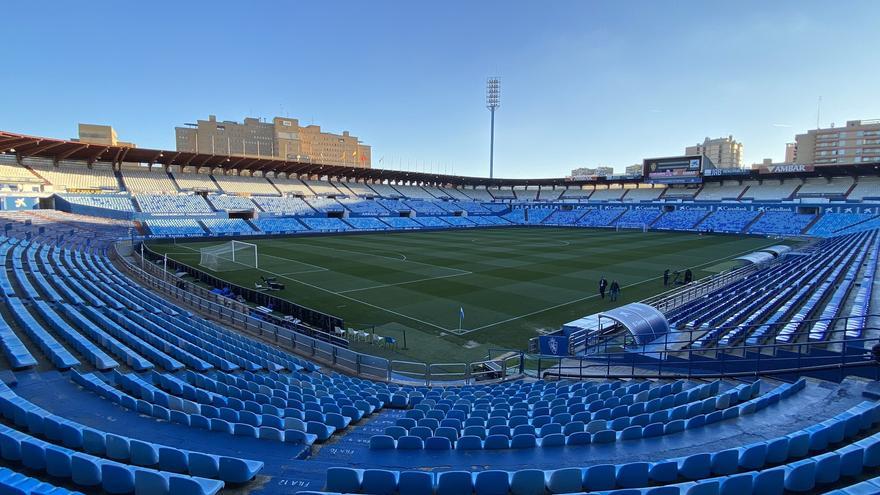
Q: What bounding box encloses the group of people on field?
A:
[599,267,694,303]
[597,277,620,302]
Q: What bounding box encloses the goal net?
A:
[616,222,648,232]
[198,241,259,271]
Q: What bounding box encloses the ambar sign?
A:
[760,164,814,174]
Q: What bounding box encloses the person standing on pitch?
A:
[609,280,621,302]
[599,276,608,300]
[663,269,670,287]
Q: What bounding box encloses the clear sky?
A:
[2,0,879,178]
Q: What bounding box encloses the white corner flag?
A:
[459,307,465,331]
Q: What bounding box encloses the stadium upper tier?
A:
[2,159,880,204]
[2,148,880,239]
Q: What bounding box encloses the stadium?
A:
[3,3,880,495]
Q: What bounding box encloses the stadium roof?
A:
[0,130,573,186]
[2,129,880,186]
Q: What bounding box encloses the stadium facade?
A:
[175,115,372,167]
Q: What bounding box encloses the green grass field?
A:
[147,228,785,363]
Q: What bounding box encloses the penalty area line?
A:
[337,271,474,294]
[176,244,452,333]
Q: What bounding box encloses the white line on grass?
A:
[174,244,452,332]
[263,239,470,276]
[279,268,329,276]
[455,239,784,334]
[469,238,571,248]
[260,252,329,272]
[336,270,473,294]
[462,277,662,333]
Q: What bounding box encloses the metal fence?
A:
[523,323,880,382]
[138,242,343,332]
[641,263,759,313]
[588,313,879,356]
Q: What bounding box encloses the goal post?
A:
[615,222,648,232]
[198,240,259,271]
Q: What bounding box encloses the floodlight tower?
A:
[486,77,501,178]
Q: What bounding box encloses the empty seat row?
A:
[72,371,319,445]
[0,379,263,483]
[322,398,880,495]
[372,380,796,451]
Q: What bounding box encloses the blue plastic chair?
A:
[474,470,510,495]
[397,436,424,450]
[455,436,483,451]
[437,471,473,495]
[326,467,361,493]
[398,470,433,495]
[362,469,398,495]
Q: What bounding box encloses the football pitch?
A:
[147,228,786,363]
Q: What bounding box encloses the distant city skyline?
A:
[1,0,879,178]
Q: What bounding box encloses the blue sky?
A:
[2,1,879,178]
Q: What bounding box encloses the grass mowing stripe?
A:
[149,228,795,363]
[261,237,471,275]
[173,244,453,332]
[461,238,782,333]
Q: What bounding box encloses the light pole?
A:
[486,77,501,179]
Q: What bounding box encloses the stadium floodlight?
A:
[486,77,501,179]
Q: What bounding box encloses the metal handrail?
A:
[641,263,759,313]
[520,328,880,361]
[521,330,880,381]
[585,313,880,356]
[540,358,879,381]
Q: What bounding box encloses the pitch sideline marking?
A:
[455,239,785,334]
[166,245,329,273]
[336,270,473,294]
[260,252,329,273]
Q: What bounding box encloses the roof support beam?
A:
[56,144,89,162]
[88,146,111,165]
[16,141,68,156]
[0,137,41,153]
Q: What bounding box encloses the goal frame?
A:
[229,240,259,269]
[615,222,648,233]
[198,240,259,271]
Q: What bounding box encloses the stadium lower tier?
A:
[662,229,879,347]
[4,365,880,494]
[0,208,877,494]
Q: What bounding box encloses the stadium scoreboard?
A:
[643,155,708,184]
